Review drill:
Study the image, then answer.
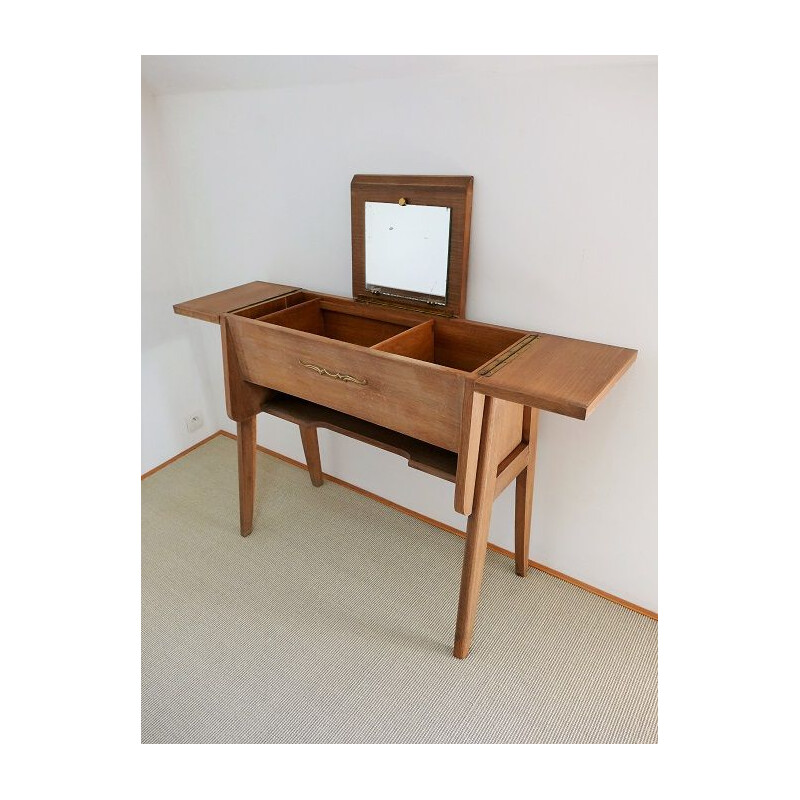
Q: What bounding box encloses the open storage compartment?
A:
[255,298,412,347]
[233,291,319,320]
[253,297,528,375]
[373,317,527,374]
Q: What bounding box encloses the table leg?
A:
[453,396,502,659]
[514,408,539,577]
[300,425,324,487]
[237,416,257,536]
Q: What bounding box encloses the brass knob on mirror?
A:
[398,197,407,206]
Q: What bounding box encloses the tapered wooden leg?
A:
[514,408,539,577]
[453,397,503,659]
[300,425,324,487]
[237,416,257,537]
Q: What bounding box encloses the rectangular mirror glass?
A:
[365,202,451,303]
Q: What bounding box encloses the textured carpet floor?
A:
[142,435,657,744]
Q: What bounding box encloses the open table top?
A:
[174,281,637,420]
[476,333,636,420]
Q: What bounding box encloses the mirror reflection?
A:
[365,202,451,302]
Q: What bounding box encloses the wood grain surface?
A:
[476,334,637,419]
[225,314,467,451]
[173,281,299,323]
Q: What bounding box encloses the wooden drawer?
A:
[224,314,467,451]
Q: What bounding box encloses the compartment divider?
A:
[233,290,313,320]
[256,297,321,324]
[371,319,435,362]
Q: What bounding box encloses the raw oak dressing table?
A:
[174,175,637,659]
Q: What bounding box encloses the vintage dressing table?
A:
[174,175,637,659]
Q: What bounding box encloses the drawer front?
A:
[227,315,465,451]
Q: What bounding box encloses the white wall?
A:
[141,84,221,472]
[149,63,657,611]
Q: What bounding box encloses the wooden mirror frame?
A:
[351,175,473,318]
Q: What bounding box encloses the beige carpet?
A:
[142,435,657,744]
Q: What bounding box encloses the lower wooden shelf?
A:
[261,393,458,482]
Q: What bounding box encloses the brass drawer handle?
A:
[298,360,368,385]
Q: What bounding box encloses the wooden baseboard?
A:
[141,432,225,480]
[145,429,658,621]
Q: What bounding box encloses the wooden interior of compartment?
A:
[232,291,318,320]
[247,293,529,375]
[257,298,411,347]
[372,320,435,361]
[374,318,526,373]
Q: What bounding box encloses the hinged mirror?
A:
[351,175,473,318]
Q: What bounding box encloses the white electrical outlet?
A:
[185,412,203,433]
